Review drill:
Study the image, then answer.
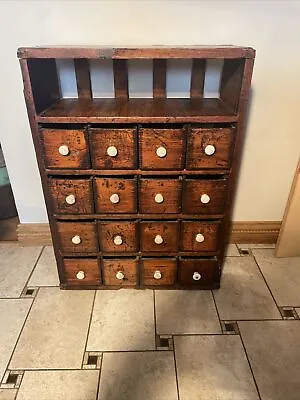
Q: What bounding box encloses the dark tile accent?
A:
[82,351,102,369]
[1,370,24,389]
[156,335,174,350]
[279,307,299,320]
[20,286,38,298]
[221,321,240,335]
[238,248,252,256]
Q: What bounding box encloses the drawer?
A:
[186,127,234,169]
[63,258,101,286]
[139,179,181,214]
[41,129,90,169]
[48,178,94,214]
[90,128,137,169]
[99,221,137,253]
[183,178,228,215]
[140,222,178,252]
[181,221,220,252]
[94,178,137,214]
[139,128,184,170]
[102,258,138,286]
[178,258,218,286]
[141,258,177,286]
[57,222,98,253]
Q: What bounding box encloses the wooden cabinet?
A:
[18,45,255,289]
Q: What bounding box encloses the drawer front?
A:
[183,179,227,214]
[63,258,101,285]
[142,259,177,286]
[181,221,220,252]
[99,221,137,252]
[139,128,184,170]
[179,258,218,286]
[48,178,94,214]
[139,179,181,214]
[90,128,136,169]
[41,129,90,169]
[140,222,178,252]
[186,128,234,169]
[94,178,137,213]
[57,222,98,253]
[102,258,137,286]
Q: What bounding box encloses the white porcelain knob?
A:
[204,144,216,156]
[196,233,205,243]
[65,194,76,205]
[154,193,164,204]
[200,194,210,204]
[154,234,164,245]
[110,193,120,204]
[114,235,123,246]
[72,235,81,245]
[76,270,85,280]
[156,146,167,158]
[107,146,118,157]
[116,271,125,280]
[58,145,69,156]
[193,272,202,281]
[153,270,162,280]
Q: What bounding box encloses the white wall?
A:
[0,0,299,223]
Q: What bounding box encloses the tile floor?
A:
[0,243,300,400]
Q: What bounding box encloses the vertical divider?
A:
[153,59,167,98]
[74,59,92,99]
[190,59,206,98]
[113,59,129,98]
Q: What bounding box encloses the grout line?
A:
[96,351,104,399]
[20,246,45,296]
[172,338,180,400]
[153,290,158,344]
[211,289,223,332]
[81,290,97,368]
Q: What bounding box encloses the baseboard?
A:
[17,221,281,246]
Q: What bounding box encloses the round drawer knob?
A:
[72,235,81,245]
[195,233,205,243]
[154,193,164,204]
[116,271,125,280]
[107,146,118,157]
[76,270,85,280]
[110,193,120,204]
[154,234,164,245]
[193,272,202,281]
[114,235,123,246]
[156,146,167,158]
[65,194,76,205]
[200,194,210,204]
[204,144,216,156]
[58,145,70,156]
[153,270,162,280]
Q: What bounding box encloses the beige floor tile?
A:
[87,290,155,351]
[28,247,59,287]
[225,244,240,256]
[239,321,300,400]
[0,245,42,297]
[98,351,177,400]
[9,287,94,369]
[16,370,99,400]
[0,389,17,400]
[155,290,221,334]
[175,335,259,400]
[253,249,300,305]
[214,257,281,320]
[0,299,32,381]
[295,308,300,318]
[237,243,275,249]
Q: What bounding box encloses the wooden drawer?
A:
[63,258,101,286]
[139,179,181,214]
[41,129,90,169]
[139,128,184,170]
[183,178,228,215]
[48,178,94,214]
[181,221,220,252]
[186,127,234,169]
[140,222,178,252]
[57,222,98,253]
[102,258,138,286]
[98,221,137,253]
[141,258,177,286]
[94,177,137,213]
[178,258,218,286]
[90,128,136,169]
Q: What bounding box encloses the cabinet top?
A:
[17,45,255,59]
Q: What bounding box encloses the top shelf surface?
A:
[17,45,255,59]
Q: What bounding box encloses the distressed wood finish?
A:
[178,258,218,286]
[190,59,206,98]
[63,258,101,286]
[181,221,221,252]
[153,59,167,98]
[113,59,129,98]
[56,221,98,253]
[142,259,177,286]
[140,222,179,252]
[74,59,92,99]
[98,221,138,252]
[102,258,137,286]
